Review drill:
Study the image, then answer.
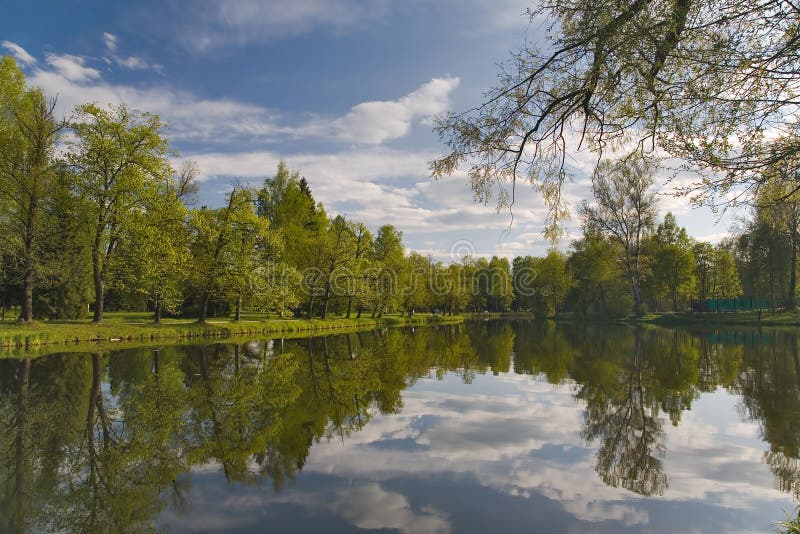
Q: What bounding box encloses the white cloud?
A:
[100,32,160,72]
[44,53,100,83]
[28,67,284,144]
[172,0,390,52]
[31,50,455,148]
[102,32,118,52]
[1,40,37,66]
[296,373,794,527]
[327,77,460,144]
[326,484,451,534]
[115,55,149,70]
[183,147,546,244]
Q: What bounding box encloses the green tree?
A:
[533,249,573,317]
[580,158,658,315]
[486,256,513,312]
[432,1,800,225]
[693,241,715,302]
[403,252,434,315]
[567,228,630,315]
[648,213,696,311]
[736,216,790,309]
[112,163,196,322]
[371,225,407,317]
[755,176,800,308]
[0,57,65,322]
[68,103,172,323]
[257,162,326,271]
[189,187,277,322]
[709,245,742,298]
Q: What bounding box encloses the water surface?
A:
[1,321,798,533]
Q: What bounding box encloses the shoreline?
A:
[551,310,800,327]
[0,314,464,353]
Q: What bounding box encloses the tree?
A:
[568,228,631,315]
[404,252,434,315]
[345,222,374,318]
[0,57,65,322]
[736,214,789,309]
[371,225,407,317]
[189,187,278,322]
[257,163,326,271]
[432,1,800,226]
[755,175,800,308]
[112,163,196,323]
[693,241,715,302]
[305,215,357,319]
[68,104,172,323]
[581,158,658,314]
[512,256,538,312]
[531,250,573,317]
[710,245,742,299]
[648,213,696,311]
[486,256,513,312]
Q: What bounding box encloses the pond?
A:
[0,320,798,533]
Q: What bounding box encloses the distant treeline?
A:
[0,55,795,322]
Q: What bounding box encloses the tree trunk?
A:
[346,296,353,318]
[321,284,330,319]
[789,236,797,310]
[154,297,162,324]
[235,294,242,321]
[198,292,210,323]
[21,262,33,323]
[92,250,104,323]
[630,276,643,316]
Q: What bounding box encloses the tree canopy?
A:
[432,0,800,231]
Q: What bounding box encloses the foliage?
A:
[775,507,800,534]
[432,0,800,229]
[646,213,696,311]
[581,157,658,315]
[68,103,172,323]
[0,57,66,321]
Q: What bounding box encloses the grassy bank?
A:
[553,309,800,327]
[463,312,534,319]
[648,309,800,327]
[0,312,464,352]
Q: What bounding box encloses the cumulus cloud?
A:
[44,53,100,82]
[297,372,793,527]
[182,147,545,245]
[326,77,460,144]
[326,484,451,533]
[1,40,37,66]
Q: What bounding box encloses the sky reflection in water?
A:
[0,321,797,533]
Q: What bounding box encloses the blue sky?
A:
[2,0,737,261]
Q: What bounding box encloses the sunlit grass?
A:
[0,311,463,351]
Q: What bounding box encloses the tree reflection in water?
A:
[0,321,798,531]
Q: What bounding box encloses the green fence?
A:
[691,297,771,312]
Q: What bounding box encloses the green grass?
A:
[551,309,800,327]
[775,506,800,534]
[0,311,463,353]
[648,309,800,327]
